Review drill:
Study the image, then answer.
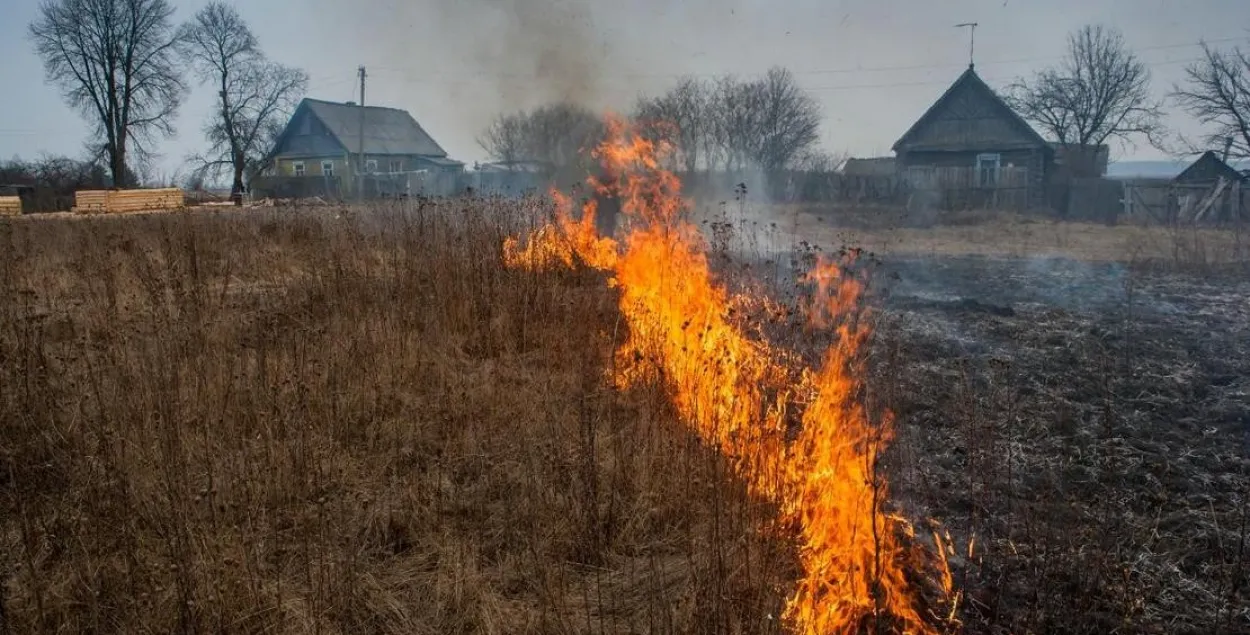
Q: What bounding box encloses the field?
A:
[1,196,1247,634]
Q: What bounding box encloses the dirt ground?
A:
[874,255,1250,634]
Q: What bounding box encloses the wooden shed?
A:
[1171,151,1246,222]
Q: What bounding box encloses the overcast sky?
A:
[3,0,1248,178]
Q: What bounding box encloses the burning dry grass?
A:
[501,118,956,633]
[3,155,1247,633]
[0,201,801,633]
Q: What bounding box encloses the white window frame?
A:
[321,160,335,177]
[365,159,378,173]
[389,160,403,174]
[292,161,306,177]
[977,153,1001,188]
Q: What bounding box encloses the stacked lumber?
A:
[73,188,185,214]
[0,196,21,216]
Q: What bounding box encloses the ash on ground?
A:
[871,255,1249,634]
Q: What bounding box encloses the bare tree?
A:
[1172,41,1250,160]
[789,148,841,172]
[29,0,186,188]
[702,68,822,174]
[179,3,307,203]
[748,66,823,172]
[477,115,529,167]
[477,102,604,171]
[710,75,761,172]
[1005,25,1164,149]
[633,76,712,172]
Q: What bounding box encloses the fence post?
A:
[1121,181,1131,221]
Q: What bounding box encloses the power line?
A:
[333,55,1207,97]
[362,35,1243,83]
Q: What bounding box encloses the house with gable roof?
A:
[254,98,463,199]
[892,65,1057,209]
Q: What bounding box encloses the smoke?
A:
[433,0,612,112]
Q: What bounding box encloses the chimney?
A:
[1222,136,1234,163]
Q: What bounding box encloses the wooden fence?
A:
[1121,178,1247,224]
[1060,178,1124,223]
[73,188,185,214]
[0,196,21,216]
[904,165,1033,211]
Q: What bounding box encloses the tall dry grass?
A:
[0,201,796,634]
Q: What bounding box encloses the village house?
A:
[890,65,1111,213]
[1174,149,1245,186]
[892,65,1055,209]
[1170,150,1247,221]
[253,98,463,199]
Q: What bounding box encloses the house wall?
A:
[274,156,349,178]
[898,148,1048,209]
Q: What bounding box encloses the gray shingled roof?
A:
[303,98,449,157]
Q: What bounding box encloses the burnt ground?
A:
[866,255,1250,634]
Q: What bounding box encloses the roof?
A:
[476,159,553,173]
[423,156,465,168]
[839,157,897,176]
[1174,150,1246,183]
[289,98,450,157]
[892,66,1048,153]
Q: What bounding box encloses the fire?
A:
[504,115,952,633]
[502,188,617,270]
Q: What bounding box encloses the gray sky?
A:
[3,0,1248,178]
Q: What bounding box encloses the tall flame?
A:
[503,115,951,633]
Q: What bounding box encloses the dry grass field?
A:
[0,201,803,633]
[1,194,1248,634]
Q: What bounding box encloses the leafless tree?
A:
[1005,25,1164,149]
[789,148,841,172]
[0,155,110,212]
[179,3,307,203]
[1172,41,1250,160]
[477,102,604,171]
[703,68,822,174]
[634,76,712,172]
[29,0,186,188]
[709,75,761,172]
[748,66,823,172]
[477,115,529,167]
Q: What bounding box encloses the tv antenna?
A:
[955,22,978,68]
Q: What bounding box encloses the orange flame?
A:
[504,115,951,633]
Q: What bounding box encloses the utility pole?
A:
[955,22,978,69]
[357,65,367,201]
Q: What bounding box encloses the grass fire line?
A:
[503,115,958,634]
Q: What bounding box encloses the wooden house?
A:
[1174,150,1244,185]
[892,65,1052,209]
[254,98,463,199]
[1170,150,1246,222]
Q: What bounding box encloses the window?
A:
[365,159,378,173]
[977,153,1001,188]
[389,160,403,173]
[292,161,305,177]
[321,161,335,177]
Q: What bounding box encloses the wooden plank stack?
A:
[0,196,21,216]
[73,188,185,214]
